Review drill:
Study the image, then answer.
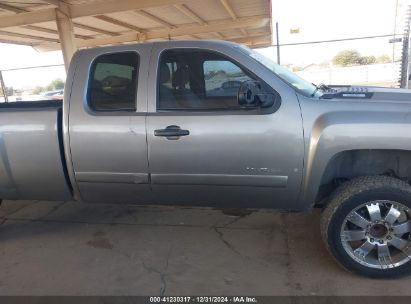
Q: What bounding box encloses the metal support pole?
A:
[0,70,8,103]
[275,22,280,64]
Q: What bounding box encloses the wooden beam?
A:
[135,10,175,28]
[34,16,270,51]
[55,9,77,70]
[94,15,144,33]
[70,0,194,19]
[0,0,196,29]
[0,1,115,38]
[219,0,247,36]
[0,30,59,43]
[173,4,226,40]
[0,0,270,44]
[40,0,60,6]
[246,42,272,48]
[212,32,225,39]
[24,25,92,40]
[0,3,90,41]
[0,7,55,29]
[173,4,205,25]
[0,3,24,13]
[230,34,272,45]
[219,0,237,20]
[0,39,33,46]
[24,25,59,35]
[72,22,119,36]
[123,16,267,41]
[34,32,273,52]
[144,10,265,41]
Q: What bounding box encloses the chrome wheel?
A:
[341,200,411,269]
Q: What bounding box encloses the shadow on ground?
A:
[0,200,410,296]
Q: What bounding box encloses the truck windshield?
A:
[248,50,320,97]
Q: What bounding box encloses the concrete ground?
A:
[0,200,411,296]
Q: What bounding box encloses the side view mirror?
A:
[237,80,276,109]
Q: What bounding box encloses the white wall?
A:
[296,63,401,86]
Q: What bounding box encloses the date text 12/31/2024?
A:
[150,297,258,303]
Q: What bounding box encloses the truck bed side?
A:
[0,101,72,201]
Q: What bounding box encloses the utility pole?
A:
[393,0,399,63]
[276,22,280,64]
[0,71,8,103]
[400,4,411,88]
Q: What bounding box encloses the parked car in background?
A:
[41,89,64,100]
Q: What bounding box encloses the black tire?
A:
[321,175,411,278]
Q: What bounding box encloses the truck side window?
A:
[158,49,255,111]
[88,52,138,111]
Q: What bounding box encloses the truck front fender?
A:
[298,107,411,210]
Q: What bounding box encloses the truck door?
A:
[146,42,305,209]
[67,45,151,203]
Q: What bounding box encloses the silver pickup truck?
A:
[1,40,411,278]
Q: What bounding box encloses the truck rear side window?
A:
[88,52,138,112]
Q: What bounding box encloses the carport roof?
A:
[0,0,273,52]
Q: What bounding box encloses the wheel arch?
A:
[314,149,411,207]
[297,107,411,210]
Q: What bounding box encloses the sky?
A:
[0,0,403,89]
[258,0,401,65]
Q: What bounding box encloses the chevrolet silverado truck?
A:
[1,40,411,278]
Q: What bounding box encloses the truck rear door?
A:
[67,45,151,203]
[145,42,305,209]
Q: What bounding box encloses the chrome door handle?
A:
[154,125,190,139]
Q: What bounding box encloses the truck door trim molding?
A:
[75,172,149,184]
[151,173,288,188]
